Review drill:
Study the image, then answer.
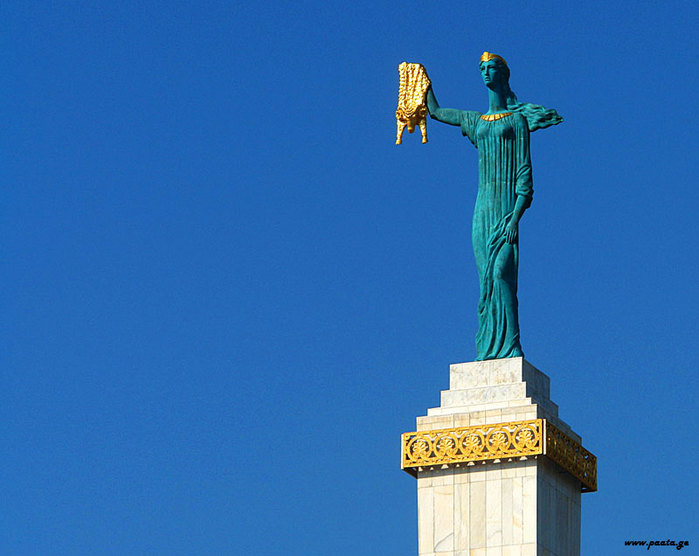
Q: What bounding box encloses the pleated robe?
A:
[459,111,533,360]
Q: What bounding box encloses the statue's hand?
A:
[504,221,518,244]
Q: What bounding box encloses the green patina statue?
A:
[426,52,563,361]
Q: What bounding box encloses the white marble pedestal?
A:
[402,358,596,556]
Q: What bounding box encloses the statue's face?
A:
[480,60,507,90]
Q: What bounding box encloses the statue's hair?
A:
[480,59,563,131]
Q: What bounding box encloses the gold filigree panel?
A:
[401,419,597,493]
[545,422,597,492]
[402,419,543,469]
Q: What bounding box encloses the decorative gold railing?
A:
[401,419,596,492]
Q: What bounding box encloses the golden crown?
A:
[480,51,508,67]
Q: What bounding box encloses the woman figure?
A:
[426,52,562,361]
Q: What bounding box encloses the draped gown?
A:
[459,111,533,360]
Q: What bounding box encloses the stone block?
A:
[417,414,455,432]
[418,485,434,553]
[454,481,470,548]
[434,485,454,552]
[469,480,486,548]
[449,358,550,400]
[442,382,527,408]
[486,478,503,546]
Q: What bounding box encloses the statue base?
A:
[401,357,596,556]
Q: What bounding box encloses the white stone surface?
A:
[441,383,528,407]
[414,357,584,555]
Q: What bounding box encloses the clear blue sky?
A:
[2,1,698,554]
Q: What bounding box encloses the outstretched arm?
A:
[426,88,462,126]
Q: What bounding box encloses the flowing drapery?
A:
[460,111,533,360]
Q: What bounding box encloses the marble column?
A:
[403,357,595,556]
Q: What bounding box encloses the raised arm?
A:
[426,88,463,126]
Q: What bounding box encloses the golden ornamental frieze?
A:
[545,422,597,492]
[401,419,596,492]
